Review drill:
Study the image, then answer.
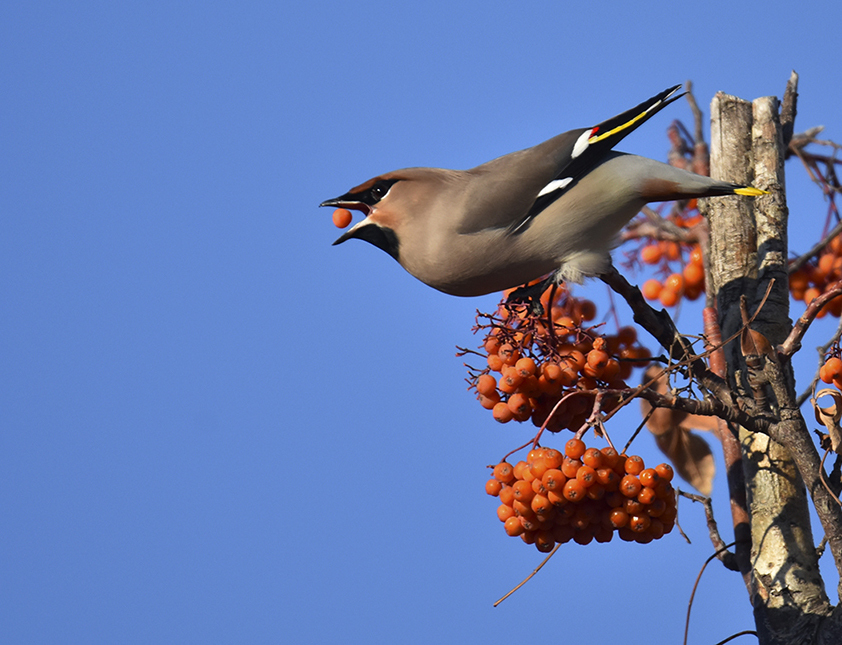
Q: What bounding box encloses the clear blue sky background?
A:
[3,2,842,643]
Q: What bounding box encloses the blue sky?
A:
[3,2,842,643]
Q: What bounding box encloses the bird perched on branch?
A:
[321,85,764,298]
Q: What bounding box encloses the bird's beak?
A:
[321,192,374,245]
[319,192,371,215]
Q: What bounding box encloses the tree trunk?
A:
[703,86,842,644]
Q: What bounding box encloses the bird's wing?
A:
[512,85,684,232]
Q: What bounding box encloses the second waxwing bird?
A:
[321,85,765,297]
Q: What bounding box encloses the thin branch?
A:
[684,542,738,645]
[778,280,842,356]
[493,543,560,606]
[712,631,759,645]
[678,490,740,571]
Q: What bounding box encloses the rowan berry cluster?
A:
[486,440,677,552]
[640,240,706,308]
[789,237,842,319]
[467,287,651,431]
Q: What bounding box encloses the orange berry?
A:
[573,527,595,545]
[498,370,523,394]
[499,485,515,507]
[332,208,353,228]
[640,244,662,265]
[535,532,555,553]
[519,375,541,399]
[642,279,662,300]
[487,353,504,372]
[819,253,836,277]
[655,479,675,500]
[543,448,564,470]
[529,456,549,479]
[531,493,552,516]
[601,359,620,382]
[542,468,567,491]
[563,478,587,502]
[498,343,520,366]
[520,530,537,545]
[507,392,532,418]
[512,480,535,503]
[620,474,643,498]
[596,468,619,489]
[625,455,646,475]
[515,357,537,377]
[664,273,684,293]
[629,514,652,533]
[478,392,500,409]
[476,373,497,397]
[565,438,587,459]
[527,447,545,463]
[658,288,680,307]
[689,246,703,265]
[497,504,516,522]
[582,448,604,469]
[484,336,501,354]
[654,463,674,482]
[492,402,514,423]
[683,261,705,289]
[637,486,657,505]
[586,483,605,500]
[504,516,525,536]
[561,457,582,478]
[576,465,597,488]
[586,348,609,371]
[486,478,503,496]
[609,508,629,528]
[649,518,665,540]
[664,242,681,261]
[823,357,842,384]
[639,468,660,488]
[624,498,645,515]
[594,524,614,543]
[512,500,533,518]
[493,462,515,483]
[804,287,822,305]
[531,476,547,495]
[512,461,529,480]
[647,498,667,518]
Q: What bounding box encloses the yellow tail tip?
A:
[734,186,769,196]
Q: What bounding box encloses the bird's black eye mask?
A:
[320,178,400,214]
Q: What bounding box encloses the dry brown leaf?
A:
[813,388,842,453]
[639,366,716,494]
[654,427,715,496]
[740,326,773,358]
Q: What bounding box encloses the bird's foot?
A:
[506,273,560,315]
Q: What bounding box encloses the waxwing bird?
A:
[321,85,765,297]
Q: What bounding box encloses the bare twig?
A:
[493,543,560,606]
[684,542,738,645]
[712,631,759,645]
[678,490,740,571]
[778,280,842,356]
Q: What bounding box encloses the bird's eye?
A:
[371,184,388,200]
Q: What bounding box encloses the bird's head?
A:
[320,173,406,260]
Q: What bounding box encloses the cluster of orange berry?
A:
[789,237,842,319]
[819,355,842,389]
[486,440,677,551]
[640,243,705,308]
[468,288,651,431]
